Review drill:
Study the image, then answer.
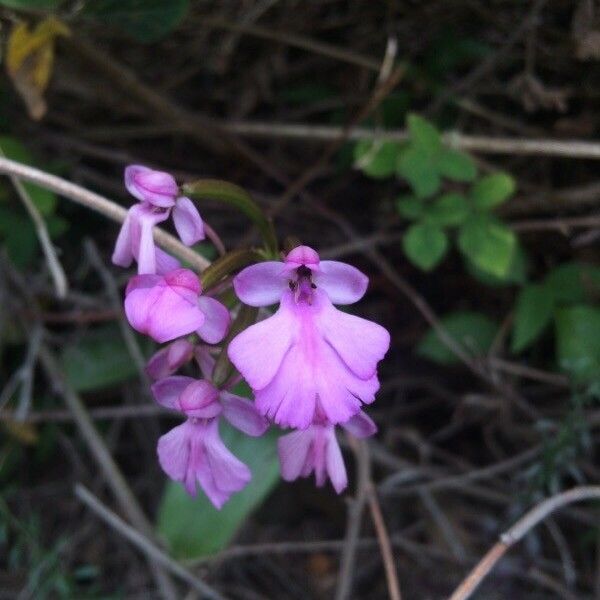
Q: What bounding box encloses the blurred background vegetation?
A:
[0,0,599,598]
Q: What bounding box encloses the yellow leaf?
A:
[2,420,38,445]
[6,17,70,120]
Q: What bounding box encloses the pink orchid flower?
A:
[152,377,268,508]
[228,246,390,429]
[278,411,377,493]
[125,268,230,344]
[145,339,196,380]
[113,165,204,274]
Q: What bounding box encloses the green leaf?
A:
[0,136,57,215]
[0,0,62,8]
[397,146,440,198]
[61,326,143,392]
[458,215,516,278]
[353,140,400,179]
[407,113,441,154]
[555,305,600,383]
[426,192,470,226]
[157,423,280,558]
[511,284,554,352]
[402,222,448,271]
[436,148,477,182]
[0,206,37,267]
[395,195,424,220]
[544,263,600,304]
[417,311,499,365]
[465,243,528,287]
[182,179,277,255]
[470,173,516,210]
[82,0,189,43]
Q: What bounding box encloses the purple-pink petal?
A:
[284,245,320,269]
[220,392,269,436]
[228,303,295,391]
[124,269,206,343]
[316,294,390,380]
[315,260,368,305]
[151,376,196,410]
[125,165,177,207]
[112,212,134,268]
[233,261,287,307]
[233,289,384,429]
[196,296,230,344]
[172,197,205,246]
[198,419,251,508]
[342,411,378,439]
[178,380,222,419]
[278,424,347,493]
[157,421,191,482]
[146,339,195,381]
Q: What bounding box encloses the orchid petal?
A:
[233,262,287,307]
[157,421,192,483]
[220,392,269,436]
[316,260,368,304]
[125,165,177,207]
[277,429,313,482]
[173,197,205,246]
[342,411,378,439]
[228,299,296,390]
[111,212,134,268]
[151,376,196,410]
[197,296,230,344]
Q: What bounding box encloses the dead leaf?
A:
[2,420,38,445]
[6,17,70,120]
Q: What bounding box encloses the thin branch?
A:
[0,148,68,298]
[74,484,225,600]
[449,486,600,600]
[201,17,382,71]
[223,120,600,160]
[368,484,402,600]
[0,156,210,272]
[335,437,371,600]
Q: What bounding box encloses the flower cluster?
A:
[112,165,390,509]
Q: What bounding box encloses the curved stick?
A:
[0,156,210,272]
[449,486,600,600]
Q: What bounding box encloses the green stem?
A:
[182,179,278,255]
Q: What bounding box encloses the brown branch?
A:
[449,486,600,600]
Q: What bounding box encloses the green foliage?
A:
[426,193,470,226]
[0,0,62,8]
[511,283,554,352]
[402,222,448,271]
[510,262,600,353]
[82,0,189,43]
[437,148,477,182]
[0,136,57,215]
[355,114,519,279]
[157,422,280,558]
[555,305,600,384]
[470,173,515,209]
[61,325,144,392]
[354,140,401,179]
[465,244,528,287]
[397,144,441,197]
[395,195,424,219]
[0,136,66,267]
[417,311,498,365]
[457,214,516,278]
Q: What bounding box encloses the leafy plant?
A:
[355,114,519,277]
[82,0,189,43]
[157,421,280,558]
[417,310,499,365]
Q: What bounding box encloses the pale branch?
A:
[0,156,210,272]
